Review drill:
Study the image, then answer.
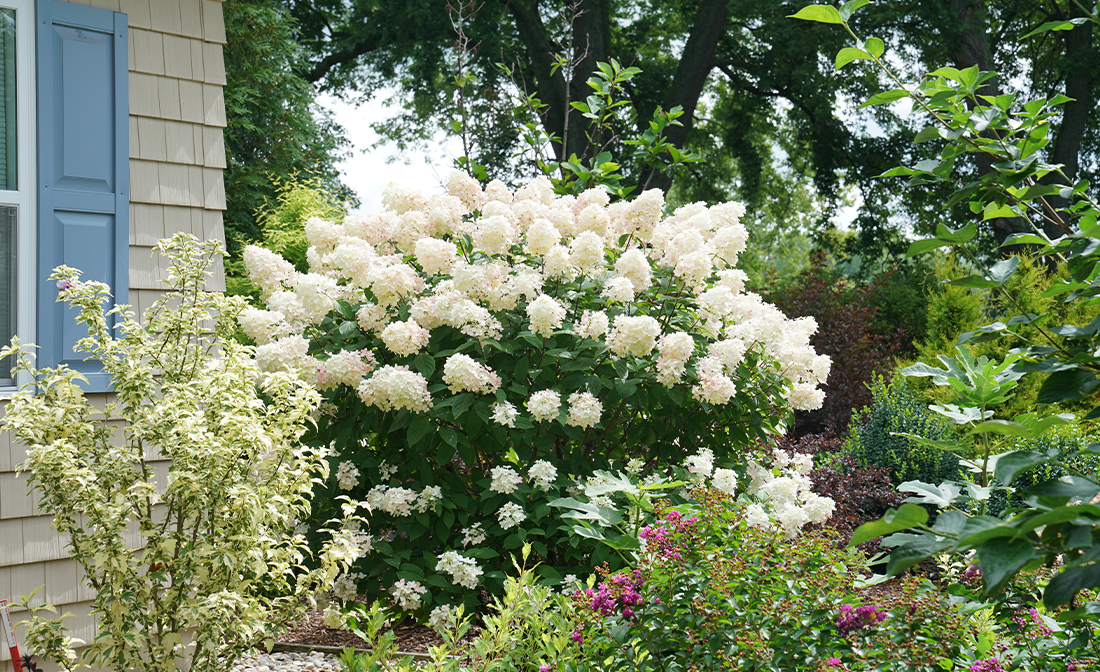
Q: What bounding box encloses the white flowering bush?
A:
[0,235,362,672]
[240,173,830,616]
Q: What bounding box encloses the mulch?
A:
[276,607,474,655]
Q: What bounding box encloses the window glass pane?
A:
[0,8,13,191]
[1,206,14,385]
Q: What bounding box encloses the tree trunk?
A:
[948,0,1031,246]
[1042,1,1095,237]
[640,0,731,192]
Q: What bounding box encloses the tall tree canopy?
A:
[278,0,1098,257]
[222,0,355,280]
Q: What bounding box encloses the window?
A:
[1,0,127,392]
[0,0,33,389]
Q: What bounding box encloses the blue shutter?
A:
[36,0,128,392]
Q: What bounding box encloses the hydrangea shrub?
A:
[240,172,830,615]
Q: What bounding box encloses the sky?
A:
[319,91,863,228]
[319,93,460,213]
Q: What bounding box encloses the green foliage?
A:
[844,373,960,485]
[0,234,357,672]
[916,253,1097,417]
[225,178,346,297]
[917,253,986,363]
[336,547,586,672]
[572,491,972,671]
[222,0,354,281]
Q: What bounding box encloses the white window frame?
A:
[0,0,35,392]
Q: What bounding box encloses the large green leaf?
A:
[886,534,954,576]
[899,480,961,508]
[848,503,929,548]
[978,538,1036,594]
[995,451,1049,485]
[1038,370,1100,404]
[1044,563,1100,609]
[787,5,845,24]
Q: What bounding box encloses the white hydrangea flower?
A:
[415,485,443,513]
[378,461,399,480]
[744,503,772,530]
[712,468,738,495]
[461,522,486,547]
[570,231,605,271]
[490,401,519,428]
[255,335,311,374]
[356,302,390,333]
[525,218,561,256]
[317,349,377,391]
[437,551,483,589]
[442,354,501,394]
[380,487,420,517]
[716,268,749,294]
[526,295,567,338]
[497,502,527,530]
[528,460,557,490]
[390,579,428,611]
[489,466,523,494]
[543,244,577,279]
[428,604,458,635]
[333,572,365,602]
[243,245,298,298]
[336,461,360,490]
[571,310,608,341]
[358,366,432,413]
[527,390,562,422]
[775,501,810,539]
[788,382,825,410]
[239,307,290,345]
[446,170,485,210]
[607,315,661,357]
[380,319,431,357]
[613,248,652,290]
[322,605,346,630]
[691,356,736,405]
[566,392,602,429]
[602,277,635,303]
[473,214,518,256]
[684,448,714,481]
[414,237,458,276]
[803,493,836,525]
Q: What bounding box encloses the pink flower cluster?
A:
[638,510,699,561]
[583,569,646,619]
[836,603,887,636]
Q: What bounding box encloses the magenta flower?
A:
[836,603,887,636]
[826,657,842,667]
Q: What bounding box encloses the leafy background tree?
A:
[222,0,357,294]
[276,0,1097,263]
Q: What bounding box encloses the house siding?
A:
[0,1,227,669]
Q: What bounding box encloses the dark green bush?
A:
[844,373,960,485]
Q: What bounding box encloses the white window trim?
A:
[0,0,35,392]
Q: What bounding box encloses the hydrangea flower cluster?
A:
[676,447,834,538]
[436,551,483,589]
[836,603,887,636]
[242,171,829,418]
[742,448,835,538]
[390,579,428,611]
